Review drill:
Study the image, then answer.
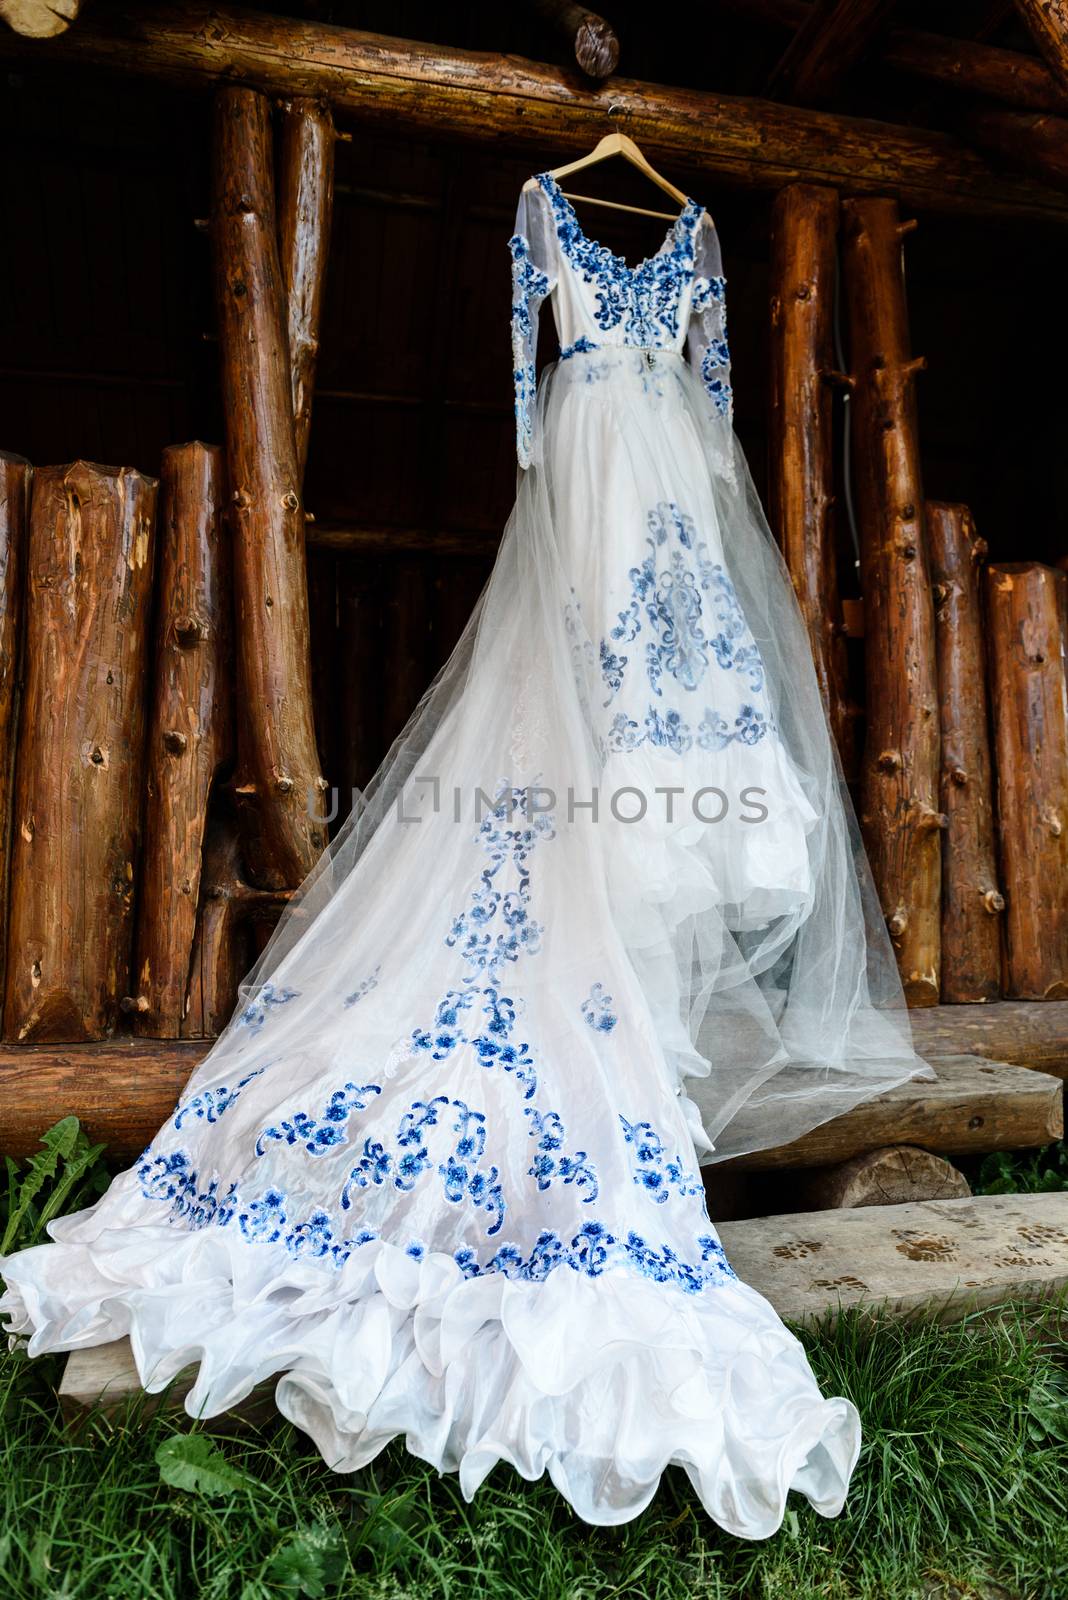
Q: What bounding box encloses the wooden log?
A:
[2,1040,1052,1166]
[796,1144,971,1209]
[277,97,336,485]
[717,1055,1063,1171]
[928,503,1003,1003]
[961,107,1068,193]
[885,29,1068,115]
[131,443,231,1038]
[986,562,1068,1000]
[1014,0,1068,97]
[212,86,326,889]
[0,0,81,37]
[719,1192,1068,1326]
[525,0,619,80]
[842,197,943,1006]
[721,0,1068,115]
[2,4,1066,223]
[181,812,292,1039]
[0,453,31,1011]
[909,999,1068,1077]
[308,523,501,558]
[767,183,855,776]
[4,463,157,1043]
[766,0,899,105]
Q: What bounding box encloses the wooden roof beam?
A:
[723,0,1068,114]
[525,0,619,82]
[766,0,900,105]
[1014,0,1068,96]
[0,2,1065,222]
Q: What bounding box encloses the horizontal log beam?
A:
[1,1034,1062,1164]
[307,521,501,557]
[719,1055,1063,1170]
[1,2,1066,221]
[721,0,1068,115]
[908,999,1068,1078]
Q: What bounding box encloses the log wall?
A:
[4,462,157,1042]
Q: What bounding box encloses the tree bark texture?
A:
[2,4,1066,222]
[843,196,943,1006]
[212,85,326,889]
[928,503,1003,1003]
[132,442,232,1037]
[277,96,336,485]
[986,562,1068,999]
[4,462,157,1042]
[767,183,855,777]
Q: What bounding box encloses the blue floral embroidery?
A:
[344,967,380,1008]
[691,275,726,315]
[255,1082,382,1156]
[136,1152,733,1289]
[174,1067,266,1130]
[581,982,618,1033]
[599,638,628,706]
[618,1115,705,1205]
[508,232,553,467]
[524,1107,599,1202]
[238,983,300,1034]
[537,173,703,347]
[340,1093,505,1235]
[560,334,597,360]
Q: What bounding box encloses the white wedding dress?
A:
[1,175,929,1536]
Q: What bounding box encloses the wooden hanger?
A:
[523,131,699,223]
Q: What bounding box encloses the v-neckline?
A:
[536,172,702,275]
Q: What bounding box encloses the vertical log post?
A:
[212,85,326,888]
[986,562,1068,999]
[131,443,232,1036]
[843,196,943,1006]
[0,453,32,1008]
[768,183,855,776]
[929,503,1003,1002]
[180,811,292,1038]
[4,463,157,1042]
[277,97,336,486]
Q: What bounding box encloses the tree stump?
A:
[797,1144,972,1210]
[986,562,1068,999]
[277,96,336,485]
[211,85,326,889]
[0,453,31,1009]
[132,443,232,1037]
[843,196,943,1006]
[768,182,856,776]
[4,462,157,1042]
[929,503,1003,1002]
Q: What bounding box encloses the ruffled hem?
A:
[1,1218,859,1536]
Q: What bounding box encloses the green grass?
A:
[2,1127,1067,1600]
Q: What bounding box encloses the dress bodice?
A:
[509,172,732,467]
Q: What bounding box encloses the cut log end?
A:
[798,1145,971,1210]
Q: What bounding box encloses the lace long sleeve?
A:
[686,214,732,426]
[508,185,557,469]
